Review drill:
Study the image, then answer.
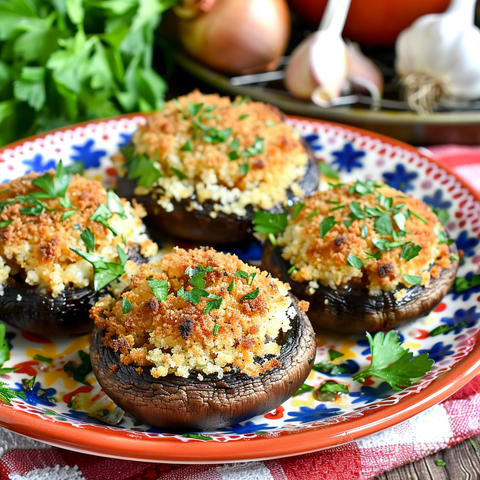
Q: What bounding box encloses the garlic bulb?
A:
[285,0,350,100]
[396,0,480,113]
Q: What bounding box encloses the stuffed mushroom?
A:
[90,247,316,430]
[261,180,459,334]
[113,90,319,243]
[0,164,158,335]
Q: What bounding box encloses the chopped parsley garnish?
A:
[227,280,235,292]
[64,350,92,385]
[329,204,345,212]
[171,167,188,180]
[253,211,288,235]
[0,220,12,228]
[90,204,118,236]
[61,210,77,221]
[291,202,305,220]
[329,349,344,361]
[410,210,428,224]
[202,127,232,144]
[238,114,249,120]
[33,354,53,363]
[361,222,368,238]
[319,382,349,394]
[432,207,449,225]
[349,179,379,196]
[229,138,240,151]
[121,297,132,314]
[353,331,434,390]
[450,253,459,261]
[377,194,393,211]
[241,287,259,301]
[454,274,480,293]
[344,220,353,229]
[287,265,297,274]
[293,384,314,396]
[126,152,163,188]
[372,239,408,251]
[20,202,44,215]
[204,296,222,314]
[374,213,395,237]
[69,248,125,291]
[393,212,407,231]
[228,151,239,161]
[241,138,264,157]
[435,226,454,245]
[312,361,351,375]
[239,162,249,175]
[188,101,204,117]
[319,162,340,180]
[181,139,193,152]
[31,160,70,199]
[400,243,422,261]
[213,324,219,335]
[107,191,127,219]
[182,433,213,441]
[349,202,366,219]
[307,209,319,222]
[235,270,256,285]
[435,460,446,467]
[430,322,466,337]
[265,120,276,127]
[347,253,363,269]
[146,276,168,303]
[404,274,422,285]
[80,227,95,253]
[320,216,337,238]
[59,197,72,208]
[365,251,382,260]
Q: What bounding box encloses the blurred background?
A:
[1,0,480,147]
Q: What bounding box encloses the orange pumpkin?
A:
[288,0,451,46]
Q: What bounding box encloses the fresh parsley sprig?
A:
[353,331,434,390]
[31,160,70,199]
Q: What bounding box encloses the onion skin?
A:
[262,239,459,334]
[90,293,316,431]
[177,0,291,75]
[0,246,149,335]
[117,138,319,244]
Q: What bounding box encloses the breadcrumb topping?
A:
[278,182,452,295]
[112,90,309,216]
[91,248,295,379]
[0,172,157,296]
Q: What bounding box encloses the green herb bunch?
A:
[0,0,177,146]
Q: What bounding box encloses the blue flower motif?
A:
[219,239,263,262]
[440,306,480,334]
[286,404,342,424]
[322,359,360,377]
[451,272,480,301]
[455,231,479,258]
[70,139,107,169]
[13,381,56,407]
[423,189,452,210]
[382,164,418,192]
[418,342,454,362]
[331,143,365,172]
[118,132,133,147]
[22,154,56,174]
[349,382,393,404]
[356,333,404,356]
[223,421,276,434]
[302,133,323,151]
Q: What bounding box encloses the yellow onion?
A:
[177,0,290,75]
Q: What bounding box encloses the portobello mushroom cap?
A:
[262,239,459,334]
[116,138,319,244]
[0,245,149,335]
[90,293,316,431]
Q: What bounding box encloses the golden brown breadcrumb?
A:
[91,248,296,379]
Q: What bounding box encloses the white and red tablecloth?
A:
[1,145,480,480]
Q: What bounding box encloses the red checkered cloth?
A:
[1,146,479,480]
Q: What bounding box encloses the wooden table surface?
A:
[165,61,480,480]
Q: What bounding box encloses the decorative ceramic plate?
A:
[0,115,480,464]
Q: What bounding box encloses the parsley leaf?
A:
[61,209,77,221]
[349,202,366,219]
[204,296,222,314]
[430,322,467,337]
[372,239,408,251]
[319,162,340,179]
[241,288,260,301]
[307,209,319,221]
[454,274,480,293]
[329,349,344,361]
[404,275,422,285]
[122,297,132,314]
[213,324,220,335]
[401,243,422,261]
[435,226,454,246]
[238,114,249,120]
[320,216,337,238]
[70,247,125,291]
[347,253,363,269]
[107,191,127,219]
[239,162,249,175]
[319,381,349,394]
[90,204,118,236]
[374,213,395,237]
[171,167,187,180]
[365,251,382,260]
[64,351,92,385]
[127,154,163,188]
[80,227,95,253]
[0,220,12,228]
[181,140,193,152]
[31,160,70,198]
[353,331,434,390]
[253,211,288,235]
[294,384,314,396]
[291,202,305,220]
[241,138,264,157]
[146,276,168,303]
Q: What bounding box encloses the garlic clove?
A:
[345,41,383,101]
[285,31,348,100]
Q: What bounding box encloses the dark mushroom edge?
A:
[116,138,319,244]
[90,293,316,431]
[261,239,459,334]
[0,245,149,336]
